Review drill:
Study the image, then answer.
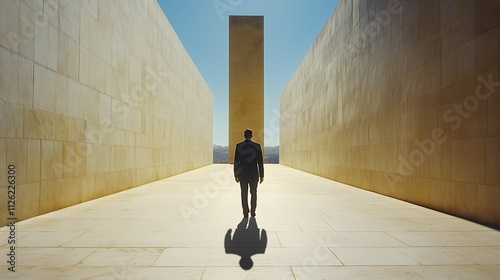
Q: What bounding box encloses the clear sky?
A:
[157,0,339,146]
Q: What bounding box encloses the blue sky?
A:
[157,0,339,146]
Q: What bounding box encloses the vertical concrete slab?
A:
[228,16,264,163]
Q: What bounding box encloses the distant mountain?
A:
[213,145,279,164]
[264,146,279,164]
[213,145,229,163]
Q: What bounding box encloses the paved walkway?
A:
[1,164,500,279]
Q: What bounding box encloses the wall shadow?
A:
[224,217,267,270]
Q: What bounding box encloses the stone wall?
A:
[280,0,500,227]
[0,0,213,226]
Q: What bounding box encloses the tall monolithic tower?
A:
[228,16,264,163]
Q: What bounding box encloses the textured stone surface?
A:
[280,0,500,227]
[0,0,213,226]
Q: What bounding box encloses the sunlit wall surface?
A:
[280,0,500,227]
[0,0,213,226]
[228,16,265,163]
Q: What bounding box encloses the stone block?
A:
[34,64,67,114]
[486,137,500,186]
[39,178,62,214]
[441,41,475,88]
[440,1,474,54]
[19,1,36,60]
[475,28,499,75]
[87,52,106,93]
[477,184,500,226]
[67,79,99,122]
[44,0,59,27]
[18,56,34,106]
[0,139,6,186]
[41,140,63,180]
[130,54,143,87]
[474,0,498,36]
[61,176,83,208]
[16,182,40,220]
[81,173,96,201]
[0,0,20,52]
[0,47,19,103]
[34,20,58,71]
[78,45,89,85]
[6,138,27,185]
[59,0,80,42]
[428,179,453,213]
[24,107,41,139]
[1,102,23,138]
[57,30,79,80]
[67,117,85,142]
[27,139,41,184]
[20,0,43,16]
[99,92,112,125]
[62,141,87,177]
[451,181,478,221]
[488,89,500,136]
[451,138,485,184]
[380,144,398,173]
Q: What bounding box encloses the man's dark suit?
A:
[234,139,264,216]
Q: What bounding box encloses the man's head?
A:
[244,129,253,139]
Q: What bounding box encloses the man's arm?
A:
[234,143,241,182]
[258,144,264,183]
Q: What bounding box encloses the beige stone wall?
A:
[228,16,264,163]
[280,0,500,227]
[0,0,213,226]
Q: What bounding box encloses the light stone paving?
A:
[1,164,499,279]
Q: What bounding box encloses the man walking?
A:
[234,129,264,218]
